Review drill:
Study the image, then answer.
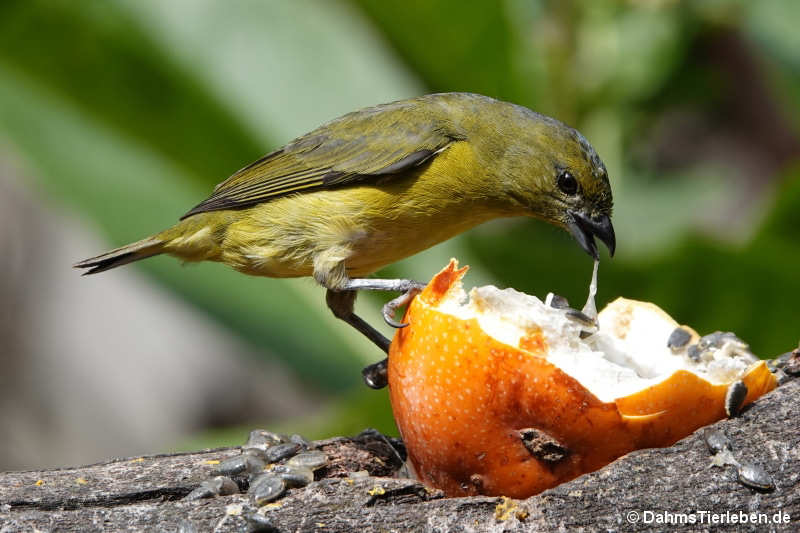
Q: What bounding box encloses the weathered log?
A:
[1,377,797,532]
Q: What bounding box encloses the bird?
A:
[75,92,615,387]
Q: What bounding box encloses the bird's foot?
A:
[362,358,388,389]
[382,287,423,328]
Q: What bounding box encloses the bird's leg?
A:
[338,278,426,328]
[341,278,426,292]
[325,289,390,390]
[325,289,390,352]
[323,274,425,390]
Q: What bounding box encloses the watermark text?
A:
[625,510,791,526]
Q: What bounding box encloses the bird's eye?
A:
[557,170,578,195]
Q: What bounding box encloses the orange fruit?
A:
[388,260,776,498]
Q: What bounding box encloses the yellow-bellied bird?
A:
[76,93,615,387]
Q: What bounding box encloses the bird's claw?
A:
[383,288,422,328]
[384,314,408,329]
[362,358,388,389]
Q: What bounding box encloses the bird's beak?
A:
[566,210,616,260]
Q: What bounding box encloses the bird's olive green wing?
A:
[181,101,459,219]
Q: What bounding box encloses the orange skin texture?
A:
[388,260,777,498]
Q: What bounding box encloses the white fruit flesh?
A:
[435,280,759,404]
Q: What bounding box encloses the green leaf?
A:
[0,0,456,393]
[352,0,519,100]
[0,0,263,186]
[0,66,365,389]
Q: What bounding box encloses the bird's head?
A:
[500,111,615,259]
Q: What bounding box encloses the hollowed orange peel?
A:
[388,260,777,498]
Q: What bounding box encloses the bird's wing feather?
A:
[181,101,459,219]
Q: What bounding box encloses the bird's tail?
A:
[74,236,165,275]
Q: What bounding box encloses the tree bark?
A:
[1,376,798,532]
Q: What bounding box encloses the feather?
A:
[181,98,461,219]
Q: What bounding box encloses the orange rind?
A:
[388,260,777,498]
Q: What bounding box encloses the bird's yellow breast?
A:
[165,142,518,287]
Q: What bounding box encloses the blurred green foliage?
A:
[1,0,798,443]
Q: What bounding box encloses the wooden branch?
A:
[2,377,798,532]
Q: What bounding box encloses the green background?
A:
[1,0,798,451]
